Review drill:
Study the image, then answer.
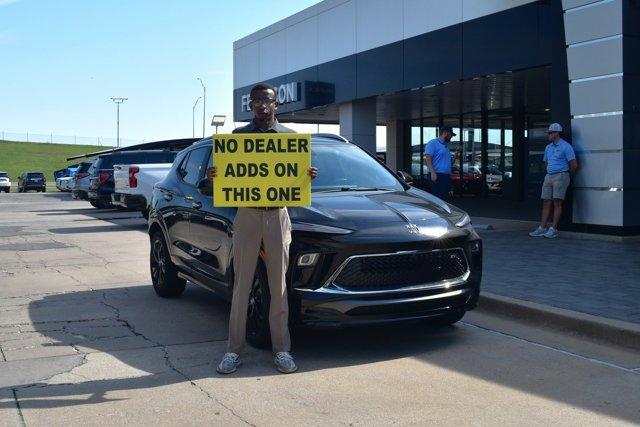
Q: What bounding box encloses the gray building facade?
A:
[233,0,640,235]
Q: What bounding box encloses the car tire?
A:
[89,200,99,208]
[246,262,272,349]
[150,232,186,298]
[96,199,112,209]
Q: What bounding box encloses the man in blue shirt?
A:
[424,127,454,201]
[529,123,578,239]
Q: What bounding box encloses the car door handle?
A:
[163,193,173,201]
[192,201,202,210]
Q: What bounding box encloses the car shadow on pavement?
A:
[47,223,147,234]
[32,193,81,202]
[0,285,461,408]
[34,209,120,215]
[2,284,639,422]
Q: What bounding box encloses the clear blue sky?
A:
[0,0,320,144]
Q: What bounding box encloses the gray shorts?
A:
[541,172,570,200]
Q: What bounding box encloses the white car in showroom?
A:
[0,171,11,193]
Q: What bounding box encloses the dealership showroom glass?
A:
[232,0,640,236]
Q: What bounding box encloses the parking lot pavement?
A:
[1,192,640,426]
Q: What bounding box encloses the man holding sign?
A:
[215,83,317,375]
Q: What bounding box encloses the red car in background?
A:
[451,165,482,195]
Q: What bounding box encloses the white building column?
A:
[385,120,405,172]
[339,98,377,154]
[562,0,626,227]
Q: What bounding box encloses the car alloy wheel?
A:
[150,232,185,298]
[246,263,271,349]
[151,238,166,287]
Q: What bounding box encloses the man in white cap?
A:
[529,123,578,238]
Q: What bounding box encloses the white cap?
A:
[548,123,563,133]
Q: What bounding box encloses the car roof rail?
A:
[312,133,350,143]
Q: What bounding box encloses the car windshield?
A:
[77,162,93,173]
[27,173,44,178]
[463,165,477,173]
[0,173,8,178]
[311,143,404,192]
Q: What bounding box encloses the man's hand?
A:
[207,166,217,180]
[430,171,437,182]
[308,166,318,180]
[569,159,578,175]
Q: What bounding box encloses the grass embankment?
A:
[0,140,113,184]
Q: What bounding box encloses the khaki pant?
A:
[227,207,292,354]
[541,172,570,200]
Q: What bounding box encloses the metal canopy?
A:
[65,138,200,161]
[275,67,550,125]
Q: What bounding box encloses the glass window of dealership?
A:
[233,0,640,235]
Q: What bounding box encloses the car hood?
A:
[288,188,464,239]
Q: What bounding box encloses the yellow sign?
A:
[213,133,311,207]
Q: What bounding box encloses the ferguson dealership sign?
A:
[240,82,300,112]
[234,81,335,120]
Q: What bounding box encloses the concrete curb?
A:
[558,231,640,243]
[477,292,640,351]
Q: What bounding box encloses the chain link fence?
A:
[0,131,145,147]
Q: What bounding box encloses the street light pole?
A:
[110,97,127,148]
[197,77,206,138]
[192,96,201,138]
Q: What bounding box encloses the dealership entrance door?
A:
[402,68,552,221]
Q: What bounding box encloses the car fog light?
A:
[297,253,319,267]
[469,241,481,253]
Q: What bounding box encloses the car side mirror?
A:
[397,170,414,185]
[197,178,213,196]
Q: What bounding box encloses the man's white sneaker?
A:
[274,352,298,374]
[529,226,548,237]
[544,227,559,239]
[217,352,241,374]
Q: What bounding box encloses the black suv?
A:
[18,172,46,192]
[148,134,482,348]
[88,150,177,209]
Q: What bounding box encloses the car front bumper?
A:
[294,281,480,327]
[288,231,482,327]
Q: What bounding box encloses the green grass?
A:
[0,140,114,182]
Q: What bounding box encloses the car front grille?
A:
[329,249,469,292]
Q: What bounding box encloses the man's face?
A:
[441,131,452,142]
[548,131,559,142]
[250,89,278,121]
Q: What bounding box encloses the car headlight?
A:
[454,213,471,228]
[292,222,354,234]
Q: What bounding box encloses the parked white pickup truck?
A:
[112,163,173,219]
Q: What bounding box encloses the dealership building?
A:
[233,0,639,235]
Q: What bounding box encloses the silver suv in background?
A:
[72,161,95,200]
[0,172,10,193]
